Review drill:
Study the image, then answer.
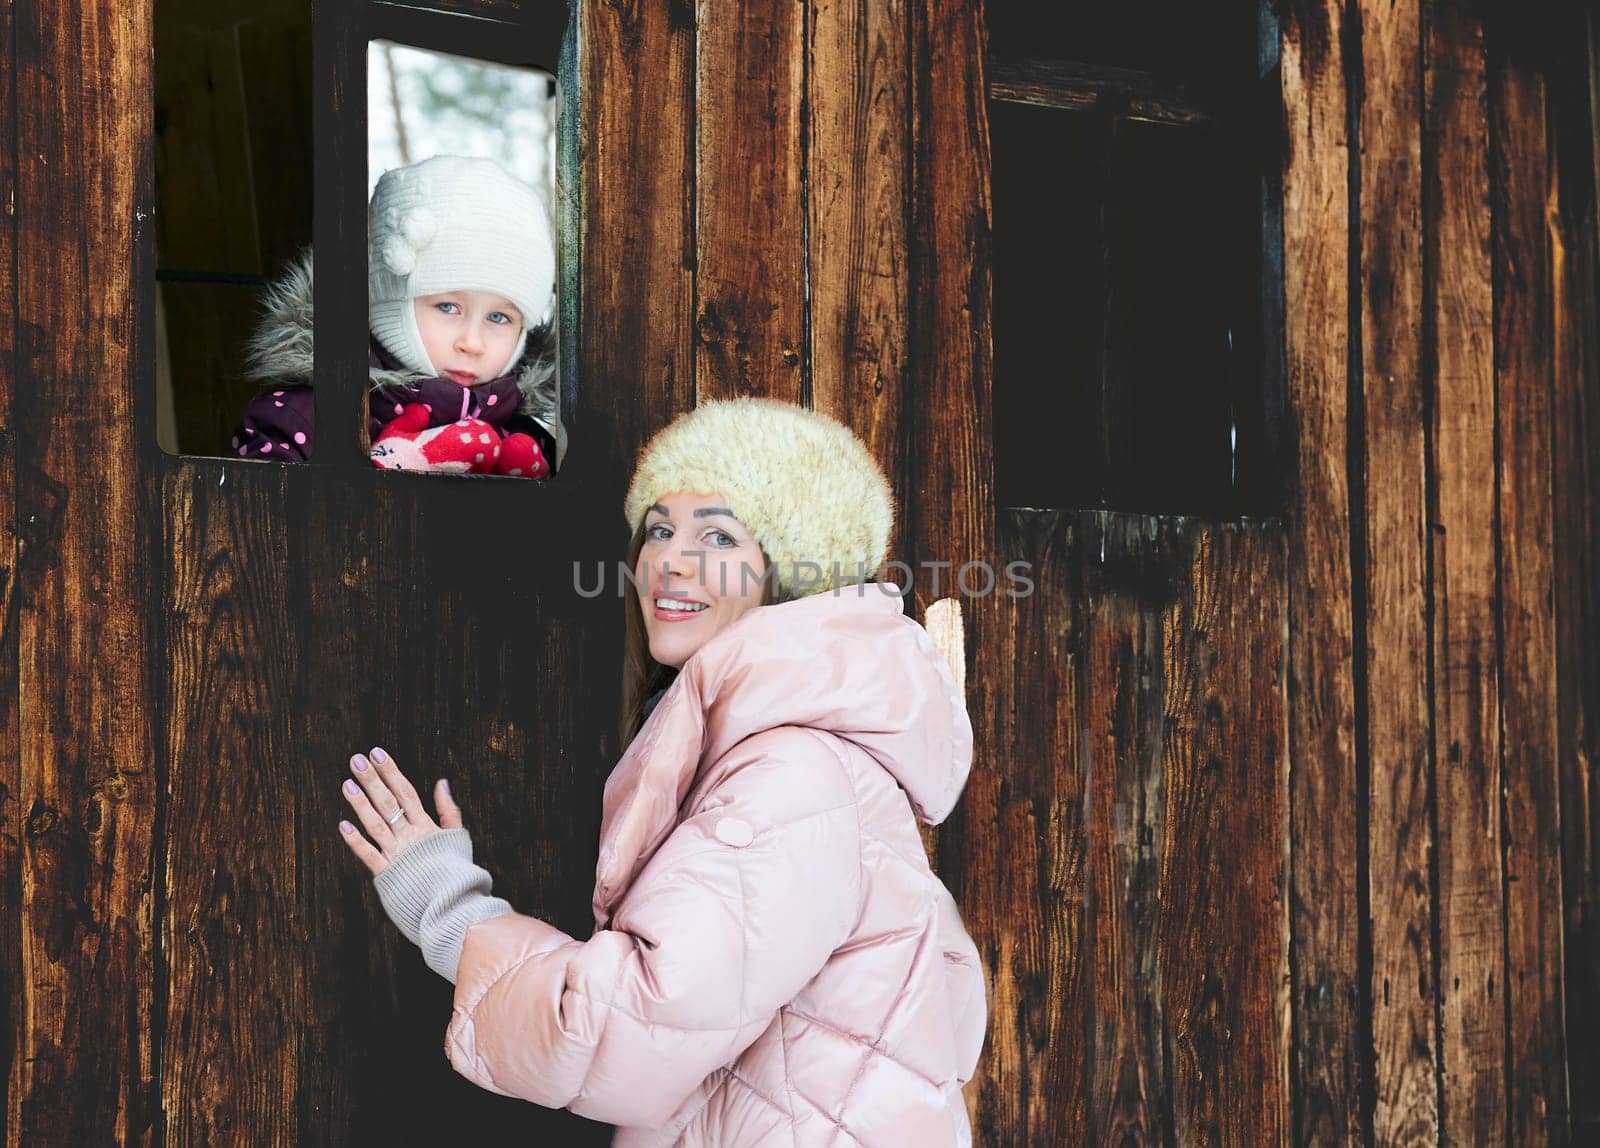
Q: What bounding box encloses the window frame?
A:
[309,0,574,469]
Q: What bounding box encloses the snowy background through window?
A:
[367,40,557,204]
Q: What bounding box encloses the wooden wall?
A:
[1278,0,1600,1142]
[0,1,1595,1146]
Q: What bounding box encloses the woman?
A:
[337,397,987,1145]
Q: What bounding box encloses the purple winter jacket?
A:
[228,252,565,468]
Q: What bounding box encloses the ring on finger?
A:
[386,808,405,826]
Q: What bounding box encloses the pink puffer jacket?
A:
[445,589,987,1145]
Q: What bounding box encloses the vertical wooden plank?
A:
[905,0,991,582]
[954,511,1088,1145]
[578,0,694,480]
[904,0,995,1127]
[1357,0,1440,1140]
[1550,10,1600,1140]
[282,476,469,1144]
[1157,521,1291,1147]
[0,0,20,1137]
[1083,515,1175,1144]
[1487,12,1569,1142]
[806,0,910,557]
[399,505,614,1143]
[1278,1,1364,1141]
[160,465,301,1146]
[1423,3,1506,1141]
[12,0,160,1142]
[693,0,804,403]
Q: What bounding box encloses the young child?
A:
[230,154,565,477]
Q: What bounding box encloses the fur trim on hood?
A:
[244,250,566,467]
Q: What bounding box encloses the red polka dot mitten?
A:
[370,406,502,474]
[492,431,549,479]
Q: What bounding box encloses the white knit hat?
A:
[368,154,555,378]
[623,398,895,599]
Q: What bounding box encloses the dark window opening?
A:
[153,0,314,457]
[987,0,1284,517]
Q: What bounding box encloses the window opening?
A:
[153,0,314,459]
[360,38,564,478]
[987,0,1283,517]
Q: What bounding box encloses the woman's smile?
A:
[652,595,710,620]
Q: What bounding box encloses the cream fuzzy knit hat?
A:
[624,398,895,599]
[368,155,555,378]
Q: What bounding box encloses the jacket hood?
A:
[594,589,973,921]
[242,250,566,466]
[687,590,973,823]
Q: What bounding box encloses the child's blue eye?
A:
[435,302,461,315]
[488,312,515,326]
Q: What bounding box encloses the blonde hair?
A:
[619,519,790,748]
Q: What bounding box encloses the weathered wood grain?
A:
[1488,13,1570,1143]
[957,511,1089,1145]
[1084,515,1177,1144]
[1424,5,1507,1142]
[905,0,992,620]
[693,0,805,402]
[160,464,302,1147]
[987,59,1213,126]
[806,0,909,560]
[577,0,694,486]
[12,0,160,1142]
[0,0,20,1137]
[1551,10,1600,1141]
[1357,0,1441,1140]
[1157,521,1291,1146]
[1278,1,1364,1140]
[283,475,421,1144]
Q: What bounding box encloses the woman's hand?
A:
[338,746,463,877]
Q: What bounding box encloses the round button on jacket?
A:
[714,817,755,848]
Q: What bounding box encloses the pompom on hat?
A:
[367,154,555,379]
[624,398,895,599]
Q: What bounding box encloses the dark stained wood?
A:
[1278,1,1364,1140]
[387,494,613,1143]
[153,15,267,276]
[313,0,373,467]
[12,0,161,1141]
[1357,0,1440,1140]
[693,0,805,402]
[1488,14,1570,1143]
[234,17,314,276]
[1157,519,1290,1146]
[905,0,993,616]
[1551,9,1600,1141]
[159,281,273,457]
[961,511,1089,1145]
[1078,515,1291,1144]
[10,0,1600,1141]
[806,0,910,561]
[0,0,19,1135]
[988,58,1213,126]
[1423,5,1507,1141]
[575,0,694,491]
[159,465,302,1145]
[1084,515,1176,1144]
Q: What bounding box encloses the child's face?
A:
[413,291,524,384]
